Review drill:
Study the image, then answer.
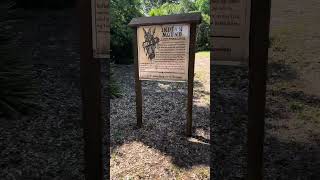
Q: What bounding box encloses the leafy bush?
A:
[148,0,210,51]
[149,3,183,16]
[140,0,179,15]
[111,0,142,64]
[110,0,209,64]
[194,0,209,14]
[149,0,196,16]
[196,13,210,51]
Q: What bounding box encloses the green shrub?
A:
[149,3,183,16]
[111,0,142,64]
[196,14,210,51]
[111,0,209,64]
[194,0,209,14]
[148,0,210,51]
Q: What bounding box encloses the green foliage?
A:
[0,2,38,118]
[194,0,209,14]
[148,0,197,16]
[110,0,210,64]
[148,0,210,51]
[111,0,142,64]
[109,69,122,98]
[149,3,183,16]
[196,13,210,51]
[140,0,179,15]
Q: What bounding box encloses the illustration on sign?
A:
[142,27,160,61]
[137,24,190,81]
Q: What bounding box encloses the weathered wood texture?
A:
[79,0,104,179]
[91,0,110,58]
[132,27,143,128]
[247,0,271,179]
[186,24,197,136]
[210,0,251,65]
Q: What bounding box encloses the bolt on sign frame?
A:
[128,13,202,136]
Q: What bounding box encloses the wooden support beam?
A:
[132,27,143,128]
[186,23,197,136]
[247,0,271,179]
[79,0,103,179]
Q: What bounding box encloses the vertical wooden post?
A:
[247,0,271,179]
[79,0,103,179]
[186,24,197,136]
[132,27,143,128]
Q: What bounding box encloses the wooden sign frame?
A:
[91,0,110,59]
[210,0,251,66]
[129,13,201,136]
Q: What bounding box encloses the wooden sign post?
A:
[211,0,271,179]
[247,0,271,179]
[128,13,201,136]
[79,0,109,179]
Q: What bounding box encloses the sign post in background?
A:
[186,23,197,136]
[79,0,109,179]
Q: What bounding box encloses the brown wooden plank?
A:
[210,0,251,65]
[247,0,271,179]
[129,13,202,27]
[132,27,143,128]
[186,23,197,136]
[79,0,104,179]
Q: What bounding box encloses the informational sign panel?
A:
[211,0,251,65]
[129,13,201,136]
[137,24,190,81]
[91,0,110,58]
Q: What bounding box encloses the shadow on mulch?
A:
[266,64,320,179]
[111,104,210,169]
[268,89,320,107]
[110,70,210,170]
[264,135,320,180]
[268,61,298,83]
[210,65,248,178]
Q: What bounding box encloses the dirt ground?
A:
[266,0,320,178]
[109,52,210,179]
[211,0,320,179]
